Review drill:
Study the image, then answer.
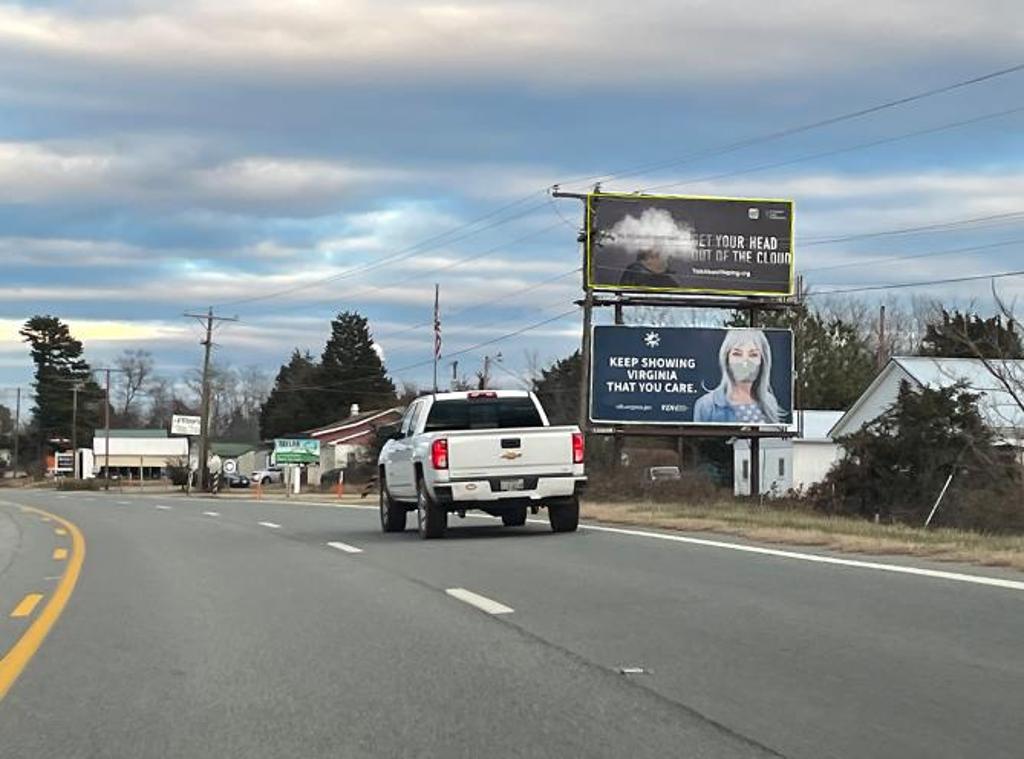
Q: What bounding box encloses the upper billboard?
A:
[586,192,794,297]
[590,325,793,427]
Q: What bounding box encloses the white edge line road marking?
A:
[202,511,220,517]
[155,505,172,511]
[258,521,281,529]
[445,588,514,615]
[181,502,1022,592]
[579,523,1024,592]
[327,541,363,554]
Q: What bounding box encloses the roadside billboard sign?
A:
[590,325,793,427]
[273,438,321,464]
[170,414,202,436]
[586,192,794,297]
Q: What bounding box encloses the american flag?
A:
[433,284,441,360]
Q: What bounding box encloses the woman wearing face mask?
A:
[693,328,783,424]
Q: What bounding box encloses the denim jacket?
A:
[693,386,740,424]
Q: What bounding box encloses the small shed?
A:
[733,410,844,497]
[300,405,404,485]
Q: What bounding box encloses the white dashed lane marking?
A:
[258,521,281,529]
[202,511,220,517]
[327,541,363,554]
[445,588,514,615]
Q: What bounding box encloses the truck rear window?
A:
[423,397,544,432]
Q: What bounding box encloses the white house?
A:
[830,357,1024,445]
[733,410,844,497]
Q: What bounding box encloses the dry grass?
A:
[582,499,1024,572]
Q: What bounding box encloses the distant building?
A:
[830,357,1024,446]
[209,441,267,478]
[300,404,404,485]
[92,428,188,479]
[732,410,844,497]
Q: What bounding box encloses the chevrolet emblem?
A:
[500,450,522,460]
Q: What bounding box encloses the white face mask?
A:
[728,356,760,383]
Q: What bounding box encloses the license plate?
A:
[499,478,525,491]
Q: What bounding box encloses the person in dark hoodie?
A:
[618,248,678,289]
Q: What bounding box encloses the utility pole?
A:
[184,308,238,491]
[71,382,82,479]
[91,367,125,489]
[433,283,441,394]
[13,387,20,478]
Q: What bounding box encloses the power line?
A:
[252,218,566,318]
[210,192,551,310]
[374,267,580,342]
[808,268,1024,297]
[638,103,1024,194]
[802,210,1024,246]
[558,61,1024,190]
[273,308,580,395]
[802,237,1024,275]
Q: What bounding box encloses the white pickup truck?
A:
[377,390,586,539]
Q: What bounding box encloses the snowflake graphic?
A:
[643,331,661,348]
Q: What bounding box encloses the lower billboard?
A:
[590,325,793,427]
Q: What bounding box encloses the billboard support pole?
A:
[748,307,761,499]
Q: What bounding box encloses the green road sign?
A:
[273,438,321,464]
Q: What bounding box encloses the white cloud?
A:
[0,140,410,214]
[1,1,1021,86]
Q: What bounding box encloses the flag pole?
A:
[433,283,440,394]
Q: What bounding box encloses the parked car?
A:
[645,466,681,482]
[378,390,586,539]
[224,473,250,488]
[251,466,283,485]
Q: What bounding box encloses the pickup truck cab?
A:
[378,390,586,539]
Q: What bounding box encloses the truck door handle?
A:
[501,438,521,449]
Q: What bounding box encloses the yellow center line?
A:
[52,548,68,561]
[10,594,44,619]
[54,528,67,536]
[0,501,85,701]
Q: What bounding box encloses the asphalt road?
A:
[0,490,1021,758]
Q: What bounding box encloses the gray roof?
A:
[893,357,1024,431]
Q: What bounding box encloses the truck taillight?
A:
[572,432,585,464]
[431,438,449,470]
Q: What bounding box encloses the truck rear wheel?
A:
[379,476,406,533]
[548,496,579,533]
[417,481,447,539]
[501,505,528,527]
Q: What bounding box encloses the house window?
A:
[778,457,785,477]
[742,459,749,480]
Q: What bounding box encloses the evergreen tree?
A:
[533,351,581,426]
[19,315,103,446]
[919,309,1023,359]
[315,312,396,420]
[812,381,1022,531]
[728,307,875,410]
[259,350,322,439]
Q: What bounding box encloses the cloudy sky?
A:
[2,0,1023,400]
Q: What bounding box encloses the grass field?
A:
[582,499,1024,572]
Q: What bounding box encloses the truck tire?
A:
[501,505,528,527]
[417,480,447,539]
[548,496,579,533]
[379,476,406,533]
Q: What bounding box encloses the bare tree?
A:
[114,349,155,423]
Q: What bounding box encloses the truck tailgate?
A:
[445,426,576,479]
